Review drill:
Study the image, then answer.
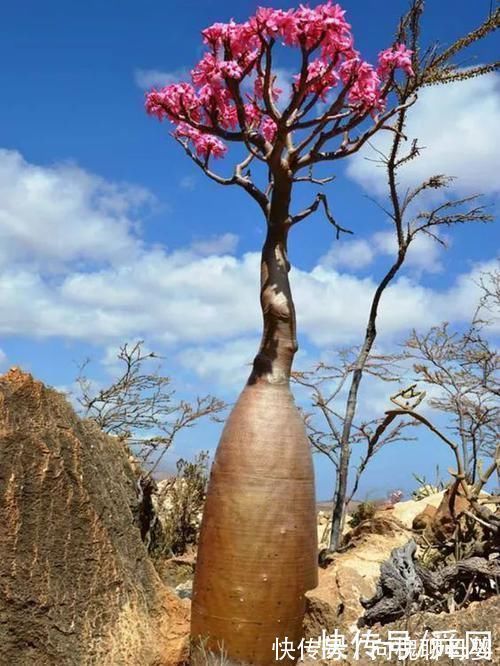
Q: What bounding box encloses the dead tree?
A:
[360,540,424,626]
[293,352,416,507]
[406,309,499,485]
[360,538,500,626]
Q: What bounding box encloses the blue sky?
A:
[0,1,498,500]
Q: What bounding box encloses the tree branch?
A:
[175,137,269,214]
[289,192,352,238]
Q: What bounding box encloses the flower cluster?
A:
[378,43,414,79]
[339,58,383,110]
[174,123,227,158]
[145,3,413,158]
[296,58,340,100]
[254,3,352,56]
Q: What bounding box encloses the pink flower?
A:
[244,102,262,127]
[261,116,277,142]
[192,53,224,88]
[147,3,410,160]
[175,123,227,158]
[295,58,340,99]
[339,57,383,110]
[253,8,288,35]
[202,20,259,57]
[145,89,168,121]
[377,44,414,78]
[145,83,201,122]
[219,60,243,80]
[388,489,404,505]
[201,22,228,46]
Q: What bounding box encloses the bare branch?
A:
[174,136,269,214]
[289,192,353,238]
[410,195,493,238]
[427,8,500,73]
[76,341,226,477]
[293,166,335,185]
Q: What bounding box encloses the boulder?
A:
[302,595,339,639]
[307,517,411,631]
[391,492,445,528]
[412,504,438,531]
[0,369,190,666]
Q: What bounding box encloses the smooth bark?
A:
[191,196,318,664]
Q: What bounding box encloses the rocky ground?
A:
[163,491,499,664]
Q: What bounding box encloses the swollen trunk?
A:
[191,383,317,663]
[191,221,318,664]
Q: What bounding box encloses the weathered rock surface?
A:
[412,504,438,530]
[303,595,339,639]
[0,369,189,666]
[307,514,412,632]
[391,492,445,528]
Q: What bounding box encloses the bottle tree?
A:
[146,3,413,663]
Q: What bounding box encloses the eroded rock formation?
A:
[0,369,189,666]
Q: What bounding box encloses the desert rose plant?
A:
[146,2,416,663]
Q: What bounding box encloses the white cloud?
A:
[0,347,6,370]
[178,338,256,390]
[347,74,500,196]
[134,68,187,90]
[373,230,444,273]
[191,233,239,256]
[319,228,444,274]
[320,238,374,270]
[0,148,496,391]
[0,149,152,270]
[2,239,494,350]
[294,257,499,347]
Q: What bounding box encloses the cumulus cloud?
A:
[178,338,256,390]
[1,247,493,348]
[191,233,239,256]
[347,74,500,196]
[373,230,445,273]
[320,238,374,270]
[0,149,152,270]
[0,148,496,393]
[319,228,444,274]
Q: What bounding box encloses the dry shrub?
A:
[348,500,377,528]
[154,451,209,557]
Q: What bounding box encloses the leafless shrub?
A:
[76,341,226,475]
[155,451,210,557]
